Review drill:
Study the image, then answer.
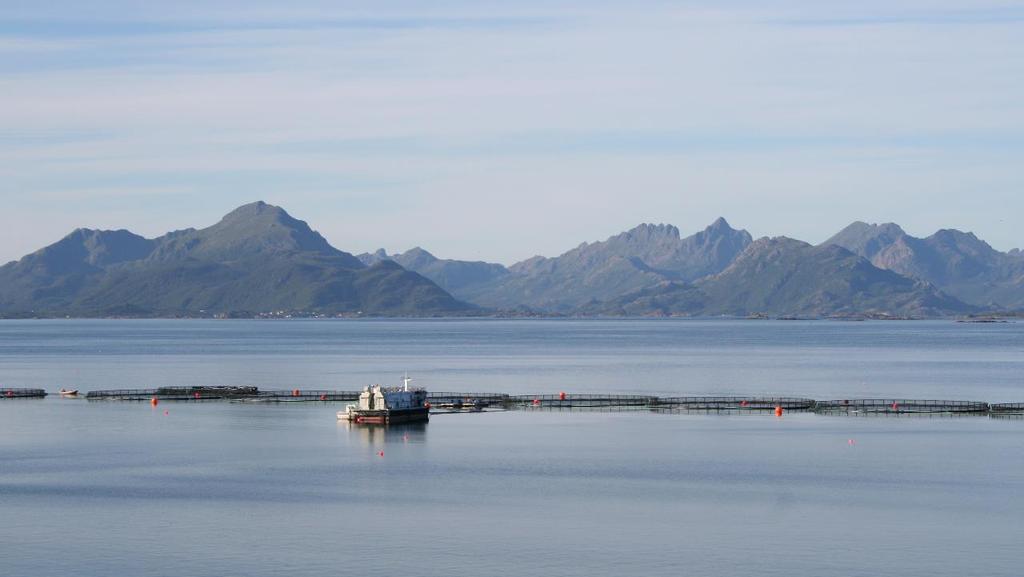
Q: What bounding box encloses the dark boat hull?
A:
[352,407,429,424]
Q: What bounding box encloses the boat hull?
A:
[343,407,430,424]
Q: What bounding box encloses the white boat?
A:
[338,376,429,424]
[58,388,79,397]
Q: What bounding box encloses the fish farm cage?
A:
[657,396,816,411]
[1,388,47,398]
[56,387,1024,418]
[510,394,658,408]
[815,399,990,414]
[428,392,510,408]
[243,390,362,402]
[990,403,1024,415]
[86,386,362,402]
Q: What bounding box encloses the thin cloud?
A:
[0,16,552,38]
[777,6,1024,27]
[0,1,1021,263]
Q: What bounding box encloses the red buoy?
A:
[740,400,748,407]
[559,392,566,400]
[194,392,200,399]
[774,405,783,417]
[292,389,300,397]
[378,450,384,457]
[532,398,541,406]
[320,394,327,401]
[891,402,899,411]
[424,401,431,409]
[150,397,159,406]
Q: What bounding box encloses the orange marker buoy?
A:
[559,392,566,400]
[774,405,783,417]
[150,397,159,406]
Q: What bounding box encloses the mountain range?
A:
[360,218,753,312]
[581,237,969,317]
[0,202,471,317]
[1,202,1020,318]
[358,247,509,296]
[824,222,1024,310]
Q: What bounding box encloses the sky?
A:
[1,0,1022,265]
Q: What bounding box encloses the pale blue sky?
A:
[1,1,1022,264]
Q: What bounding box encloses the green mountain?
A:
[2,208,1008,318]
[459,218,753,312]
[824,222,1024,309]
[586,237,975,317]
[0,202,472,317]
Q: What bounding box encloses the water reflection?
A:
[339,420,428,447]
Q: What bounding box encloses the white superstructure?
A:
[338,376,429,423]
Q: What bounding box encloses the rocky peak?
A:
[602,223,681,252]
[394,247,439,270]
[705,216,731,232]
[823,221,908,259]
[692,217,751,244]
[220,200,280,221]
[20,228,155,273]
[357,249,393,266]
[625,222,680,239]
[747,235,809,254]
[147,201,348,262]
[926,229,992,255]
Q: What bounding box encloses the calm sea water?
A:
[1,319,1022,577]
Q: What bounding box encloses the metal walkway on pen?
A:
[72,386,1024,416]
[1,387,47,398]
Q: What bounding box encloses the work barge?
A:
[2,386,1005,417]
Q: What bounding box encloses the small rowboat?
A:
[59,388,79,397]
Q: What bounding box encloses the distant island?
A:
[1,201,1021,319]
